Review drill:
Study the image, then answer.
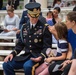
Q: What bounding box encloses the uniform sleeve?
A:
[11,26,25,57]
[40,26,52,60]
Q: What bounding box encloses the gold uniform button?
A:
[29,36,31,38]
[35,28,37,30]
[34,39,38,43]
[39,39,42,42]
[30,50,32,52]
[30,45,32,47]
[29,40,31,42]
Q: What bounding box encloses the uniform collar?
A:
[30,22,36,28]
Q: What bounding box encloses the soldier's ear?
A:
[27,14,30,18]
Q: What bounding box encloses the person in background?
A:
[3,2,52,75]
[53,7,62,23]
[46,11,53,21]
[13,0,20,10]
[19,10,29,29]
[54,0,62,8]
[2,0,20,10]
[0,0,3,10]
[46,11,57,44]
[46,11,55,26]
[53,0,58,7]
[0,5,20,36]
[71,0,76,7]
[33,22,68,75]
[2,0,12,10]
[7,0,20,10]
[51,7,62,44]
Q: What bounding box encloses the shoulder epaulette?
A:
[43,23,49,33]
[45,23,49,27]
[23,23,26,26]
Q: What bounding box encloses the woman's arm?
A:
[45,52,67,63]
[68,59,76,75]
[12,15,20,31]
[59,43,72,70]
[66,43,72,59]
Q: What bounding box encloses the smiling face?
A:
[53,9,59,18]
[53,7,60,18]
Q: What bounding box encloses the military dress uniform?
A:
[3,2,52,75]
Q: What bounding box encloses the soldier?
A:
[3,2,52,75]
[16,0,46,39]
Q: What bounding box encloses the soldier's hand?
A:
[30,56,42,62]
[4,54,13,62]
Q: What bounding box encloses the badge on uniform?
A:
[24,39,26,43]
[23,29,28,36]
[40,26,42,28]
[34,39,38,43]
[36,29,42,35]
[39,39,42,42]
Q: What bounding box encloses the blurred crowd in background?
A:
[0,0,76,10]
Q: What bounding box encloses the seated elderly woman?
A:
[0,5,20,36]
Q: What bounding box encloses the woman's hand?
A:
[59,60,72,71]
[4,29,10,32]
[30,56,42,62]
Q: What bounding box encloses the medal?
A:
[39,39,41,42]
[35,28,37,30]
[34,39,38,43]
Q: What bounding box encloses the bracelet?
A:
[66,58,70,60]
